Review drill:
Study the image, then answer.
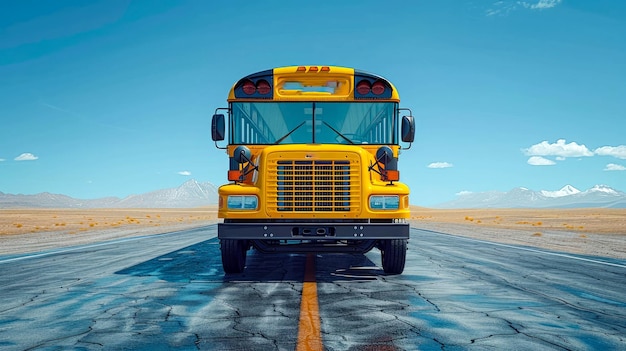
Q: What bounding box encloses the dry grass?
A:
[1,206,624,258]
[409,207,626,235]
[0,208,218,236]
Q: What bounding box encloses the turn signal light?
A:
[382,170,399,182]
[228,170,242,181]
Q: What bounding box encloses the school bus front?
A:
[211,66,415,274]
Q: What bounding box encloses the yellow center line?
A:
[296,253,323,351]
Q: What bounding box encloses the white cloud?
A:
[178,170,191,176]
[487,0,561,16]
[427,162,453,169]
[486,1,516,16]
[595,145,626,160]
[14,153,38,161]
[0,158,5,162]
[520,0,562,10]
[456,190,473,196]
[604,163,626,171]
[524,139,593,158]
[527,156,556,166]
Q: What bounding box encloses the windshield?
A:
[230,102,398,145]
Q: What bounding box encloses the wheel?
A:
[221,239,247,274]
[381,239,407,274]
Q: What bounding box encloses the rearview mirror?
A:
[211,114,225,141]
[401,115,415,143]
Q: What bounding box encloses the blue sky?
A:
[1,0,625,206]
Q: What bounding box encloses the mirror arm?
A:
[398,107,413,115]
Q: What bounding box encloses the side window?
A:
[232,103,272,144]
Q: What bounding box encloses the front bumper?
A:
[217,222,409,240]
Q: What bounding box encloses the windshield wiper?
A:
[322,121,355,144]
[274,121,306,144]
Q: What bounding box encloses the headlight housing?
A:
[369,195,399,210]
[227,195,258,210]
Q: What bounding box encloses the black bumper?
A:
[217,222,409,240]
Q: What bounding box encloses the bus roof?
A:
[227,66,400,102]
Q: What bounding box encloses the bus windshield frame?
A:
[229,101,399,145]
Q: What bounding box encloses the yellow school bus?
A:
[211,65,415,274]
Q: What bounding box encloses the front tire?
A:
[221,239,247,274]
[381,239,407,274]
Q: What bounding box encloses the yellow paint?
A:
[218,144,411,220]
[228,65,400,102]
[297,254,322,351]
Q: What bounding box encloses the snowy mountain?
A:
[437,185,626,209]
[0,180,219,208]
[540,185,581,198]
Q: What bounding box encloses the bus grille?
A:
[267,159,360,213]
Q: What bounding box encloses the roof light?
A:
[256,80,271,95]
[242,80,256,95]
[356,80,371,95]
[320,66,330,72]
[297,66,307,72]
[309,66,318,72]
[371,81,385,95]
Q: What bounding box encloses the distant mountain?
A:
[116,179,218,208]
[540,184,580,198]
[436,185,626,209]
[0,179,219,208]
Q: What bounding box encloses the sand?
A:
[1,207,624,259]
[409,207,626,259]
[0,208,218,255]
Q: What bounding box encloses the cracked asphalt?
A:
[0,225,625,350]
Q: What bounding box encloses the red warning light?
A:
[256,80,271,95]
[242,80,256,95]
[371,81,385,95]
[356,80,371,95]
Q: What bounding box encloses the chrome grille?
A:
[267,159,359,213]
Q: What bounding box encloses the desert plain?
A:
[0,208,218,255]
[0,206,624,259]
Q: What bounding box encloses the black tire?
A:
[381,239,407,274]
[221,239,247,274]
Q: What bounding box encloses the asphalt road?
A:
[0,225,625,350]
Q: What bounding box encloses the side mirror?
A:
[401,115,415,143]
[211,114,225,141]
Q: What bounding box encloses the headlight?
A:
[369,195,399,210]
[227,195,258,210]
